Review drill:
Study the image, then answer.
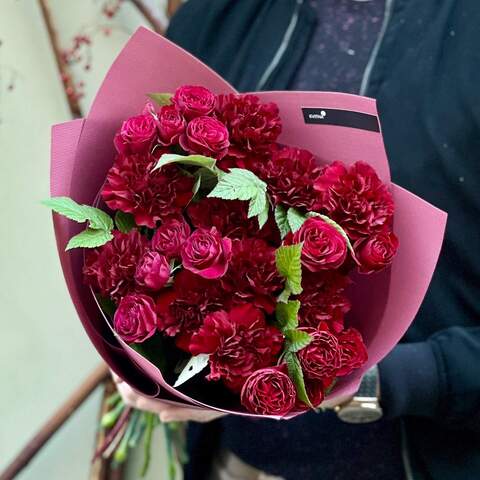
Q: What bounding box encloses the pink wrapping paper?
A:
[50,27,447,418]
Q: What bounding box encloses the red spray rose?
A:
[356,230,399,274]
[101,153,194,228]
[172,85,216,119]
[151,217,191,259]
[113,112,157,155]
[287,217,347,271]
[298,271,351,333]
[157,104,186,145]
[135,251,170,291]
[217,94,281,154]
[220,238,283,313]
[155,270,225,348]
[113,293,157,343]
[84,230,146,303]
[180,116,230,159]
[181,227,232,279]
[336,328,368,376]
[297,326,342,380]
[189,304,284,392]
[241,366,296,416]
[315,161,394,240]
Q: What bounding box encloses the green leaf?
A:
[43,196,114,231]
[257,201,270,229]
[173,354,209,388]
[275,243,303,296]
[287,207,307,233]
[274,205,290,239]
[285,329,312,353]
[248,191,267,218]
[307,212,358,262]
[276,300,300,331]
[66,228,113,250]
[208,168,266,201]
[147,92,172,106]
[115,211,136,233]
[153,153,217,173]
[277,287,292,303]
[285,352,312,408]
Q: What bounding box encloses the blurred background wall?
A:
[0,1,182,478]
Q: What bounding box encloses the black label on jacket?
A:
[302,108,380,132]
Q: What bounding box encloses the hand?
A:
[112,373,227,423]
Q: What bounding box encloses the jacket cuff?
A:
[378,342,440,419]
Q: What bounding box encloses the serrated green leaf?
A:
[307,212,358,262]
[173,354,209,388]
[285,329,312,353]
[285,352,312,408]
[114,211,136,233]
[257,201,270,229]
[276,300,300,331]
[248,192,267,218]
[43,196,113,231]
[287,207,307,233]
[153,153,217,172]
[277,287,292,303]
[275,243,303,296]
[208,168,266,201]
[147,92,172,106]
[66,228,113,250]
[274,205,290,239]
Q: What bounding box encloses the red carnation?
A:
[101,153,194,228]
[315,161,394,240]
[356,230,399,274]
[155,270,225,349]
[298,271,351,333]
[190,304,284,392]
[241,366,296,416]
[221,238,283,313]
[172,85,216,119]
[217,94,281,154]
[287,217,348,271]
[297,326,342,380]
[152,216,191,259]
[84,230,147,303]
[187,197,273,240]
[336,328,368,376]
[251,145,322,210]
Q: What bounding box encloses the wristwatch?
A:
[335,365,383,424]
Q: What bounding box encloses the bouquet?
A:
[47,28,447,420]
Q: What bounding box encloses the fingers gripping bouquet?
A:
[48,28,446,423]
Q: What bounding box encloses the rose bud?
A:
[152,217,191,259]
[113,294,157,343]
[357,230,399,274]
[336,328,368,376]
[240,367,296,416]
[135,251,170,291]
[172,85,216,119]
[181,227,232,279]
[289,217,347,271]
[114,113,157,154]
[157,105,186,145]
[297,326,342,380]
[180,116,230,159]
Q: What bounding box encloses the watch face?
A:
[337,404,383,424]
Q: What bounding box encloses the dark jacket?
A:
[167,1,480,479]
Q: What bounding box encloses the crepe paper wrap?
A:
[50,27,447,419]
